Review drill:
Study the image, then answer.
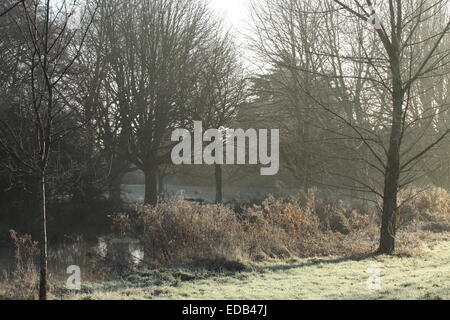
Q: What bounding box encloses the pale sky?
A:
[210,0,249,30]
[209,0,260,72]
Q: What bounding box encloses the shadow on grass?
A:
[261,253,379,273]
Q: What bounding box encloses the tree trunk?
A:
[37,167,48,300]
[302,112,311,194]
[109,173,123,205]
[144,167,158,205]
[379,82,404,255]
[215,164,223,204]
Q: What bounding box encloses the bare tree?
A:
[0,0,25,18]
[101,0,235,205]
[250,0,383,201]
[251,0,450,254]
[74,0,132,204]
[0,0,97,299]
[330,0,450,254]
[192,30,247,203]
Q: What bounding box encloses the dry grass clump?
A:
[113,202,247,269]
[113,187,450,267]
[0,232,108,300]
[112,190,379,267]
[0,231,40,300]
[398,187,450,232]
[241,193,374,259]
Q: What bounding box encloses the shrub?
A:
[0,231,39,300]
[398,187,450,231]
[112,191,379,266]
[113,202,246,267]
[111,188,448,268]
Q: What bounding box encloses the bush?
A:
[0,231,39,300]
[398,187,450,231]
[112,202,247,267]
[112,188,449,268]
[112,191,378,267]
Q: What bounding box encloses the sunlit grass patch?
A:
[64,238,450,301]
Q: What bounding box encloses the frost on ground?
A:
[65,238,450,301]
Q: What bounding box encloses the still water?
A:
[1,236,144,278]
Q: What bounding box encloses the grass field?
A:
[65,238,450,300]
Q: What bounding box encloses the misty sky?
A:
[210,0,249,30]
[210,0,260,72]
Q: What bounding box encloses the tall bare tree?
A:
[251,0,450,254]
[192,30,247,203]
[75,0,132,204]
[331,0,450,254]
[0,0,97,299]
[100,0,237,205]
